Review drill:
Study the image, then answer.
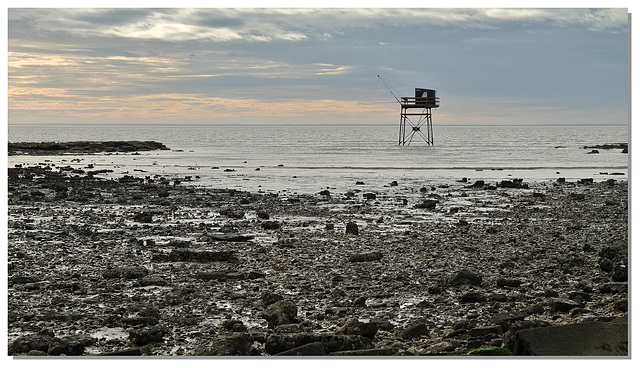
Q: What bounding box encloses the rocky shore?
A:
[7,163,628,356]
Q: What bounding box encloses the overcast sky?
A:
[6,5,631,126]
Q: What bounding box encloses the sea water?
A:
[7,124,629,194]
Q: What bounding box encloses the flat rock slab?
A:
[210,234,254,242]
[514,318,628,356]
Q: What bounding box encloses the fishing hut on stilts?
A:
[378,75,440,146]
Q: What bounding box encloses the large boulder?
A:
[513,318,628,356]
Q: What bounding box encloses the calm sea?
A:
[7,124,629,194]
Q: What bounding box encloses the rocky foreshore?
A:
[7,164,628,356]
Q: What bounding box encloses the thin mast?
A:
[378,75,401,104]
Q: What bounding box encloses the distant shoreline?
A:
[7,140,170,156]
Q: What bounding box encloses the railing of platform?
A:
[400,97,439,108]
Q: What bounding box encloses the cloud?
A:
[9,8,628,44]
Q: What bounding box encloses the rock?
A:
[196,270,246,281]
[210,233,254,242]
[193,332,254,356]
[472,180,484,188]
[414,199,437,209]
[129,325,169,346]
[370,318,394,331]
[491,293,508,302]
[329,347,398,356]
[275,342,327,356]
[261,292,284,306]
[98,348,143,356]
[498,179,529,189]
[102,266,149,279]
[445,329,468,339]
[256,210,270,219]
[363,193,377,200]
[132,212,154,223]
[345,222,359,235]
[453,319,473,330]
[260,221,281,230]
[551,298,582,313]
[9,333,53,355]
[352,296,367,307]
[121,316,159,326]
[221,320,248,332]
[264,333,373,355]
[274,323,311,334]
[260,300,298,328]
[348,251,382,262]
[153,249,239,263]
[138,275,169,287]
[460,292,486,304]
[496,278,522,288]
[469,325,502,337]
[469,347,512,356]
[488,313,526,331]
[336,319,379,339]
[10,275,40,284]
[220,209,244,218]
[568,291,592,303]
[612,264,628,282]
[427,341,461,354]
[448,269,482,286]
[400,323,430,340]
[319,190,331,196]
[600,282,628,294]
[570,193,586,200]
[47,334,94,356]
[513,318,628,356]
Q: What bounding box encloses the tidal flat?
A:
[7,164,628,356]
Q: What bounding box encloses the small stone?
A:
[345,222,359,235]
[348,252,382,262]
[460,292,486,304]
[363,192,377,200]
[352,296,367,307]
[260,300,298,328]
[129,326,168,346]
[449,270,482,286]
[260,221,280,230]
[551,298,582,313]
[400,323,430,340]
[497,278,522,288]
[469,325,502,337]
[337,319,378,339]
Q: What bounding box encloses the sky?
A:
[5,3,632,126]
